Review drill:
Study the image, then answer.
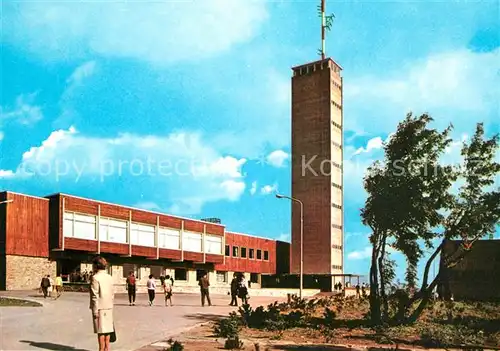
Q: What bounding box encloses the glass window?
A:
[216,271,228,283]
[249,248,255,259]
[100,217,127,243]
[257,249,262,260]
[130,223,155,247]
[182,231,202,252]
[63,212,96,240]
[225,245,230,256]
[150,266,163,278]
[232,246,239,257]
[159,227,180,250]
[174,268,187,281]
[241,247,247,258]
[205,235,222,254]
[264,250,269,261]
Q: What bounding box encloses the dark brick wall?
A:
[291,59,342,274]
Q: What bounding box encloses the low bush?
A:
[224,336,243,349]
[418,323,486,347]
[165,338,184,351]
[214,312,242,338]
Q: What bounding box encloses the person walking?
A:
[229,273,238,306]
[89,256,115,351]
[54,274,63,299]
[40,275,50,298]
[47,275,54,298]
[198,272,212,307]
[237,273,249,304]
[162,275,173,306]
[147,274,156,306]
[126,271,136,306]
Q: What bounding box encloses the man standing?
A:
[126,271,136,306]
[198,272,212,307]
[40,275,50,298]
[229,273,238,306]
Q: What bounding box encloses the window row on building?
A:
[63,211,222,254]
[225,244,269,261]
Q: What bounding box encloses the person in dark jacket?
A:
[229,273,238,306]
[126,271,136,306]
[198,272,212,307]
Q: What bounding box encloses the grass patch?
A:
[0,296,42,307]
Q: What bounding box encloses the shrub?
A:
[419,323,486,347]
[224,336,243,349]
[323,307,337,325]
[165,339,184,351]
[284,310,306,328]
[214,312,242,338]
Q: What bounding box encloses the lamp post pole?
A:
[276,193,304,299]
[0,200,13,205]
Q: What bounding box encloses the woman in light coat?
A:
[89,256,115,351]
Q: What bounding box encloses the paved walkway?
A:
[0,291,284,351]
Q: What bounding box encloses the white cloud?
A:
[260,183,278,195]
[1,126,247,214]
[0,93,43,126]
[277,233,291,242]
[67,61,96,86]
[353,137,384,155]
[347,247,372,260]
[266,150,289,167]
[0,170,15,179]
[345,48,500,135]
[3,1,268,65]
[250,181,258,195]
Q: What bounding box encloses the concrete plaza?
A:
[1,291,284,351]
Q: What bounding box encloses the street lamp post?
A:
[276,193,304,299]
[0,200,13,205]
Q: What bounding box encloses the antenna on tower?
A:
[317,0,335,59]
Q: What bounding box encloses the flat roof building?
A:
[0,190,289,291]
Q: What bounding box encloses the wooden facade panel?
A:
[65,237,98,252]
[158,216,182,229]
[205,223,224,236]
[100,242,128,255]
[131,210,157,225]
[5,193,50,258]
[100,204,129,220]
[183,220,204,233]
[64,196,99,215]
[131,245,156,257]
[184,252,203,262]
[159,248,182,260]
[205,254,224,264]
[215,232,278,274]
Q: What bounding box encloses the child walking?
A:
[162,275,174,306]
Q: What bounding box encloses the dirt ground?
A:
[157,322,458,351]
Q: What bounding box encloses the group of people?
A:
[229,272,250,306]
[88,257,255,351]
[39,274,63,299]
[125,271,175,307]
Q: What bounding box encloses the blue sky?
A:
[1,0,499,280]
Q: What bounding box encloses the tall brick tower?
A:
[290,58,344,283]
